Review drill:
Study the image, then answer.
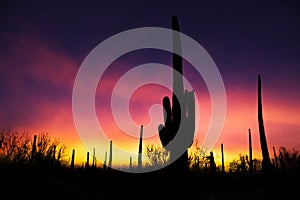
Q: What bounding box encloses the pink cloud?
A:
[0,33,78,132]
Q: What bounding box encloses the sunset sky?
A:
[1,0,300,169]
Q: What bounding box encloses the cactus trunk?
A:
[92,148,95,168]
[86,152,90,169]
[31,134,37,165]
[103,151,107,170]
[130,156,132,170]
[248,128,253,174]
[257,75,272,172]
[71,149,75,170]
[158,15,195,174]
[108,140,112,169]
[171,15,187,173]
[138,125,143,170]
[221,143,225,173]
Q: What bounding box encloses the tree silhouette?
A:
[144,144,170,170]
[34,132,68,169]
[188,141,209,173]
[278,146,300,174]
[228,154,249,174]
[0,128,31,166]
[0,128,68,169]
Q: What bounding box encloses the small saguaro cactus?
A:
[221,143,225,173]
[138,125,143,170]
[31,134,37,165]
[108,140,112,169]
[92,148,96,168]
[130,156,133,170]
[70,149,75,170]
[103,151,107,170]
[86,152,90,169]
[248,128,253,174]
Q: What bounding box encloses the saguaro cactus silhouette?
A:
[221,143,225,173]
[103,151,107,170]
[248,128,253,174]
[129,156,133,170]
[30,134,37,165]
[158,15,195,173]
[138,125,143,170]
[257,75,272,172]
[70,149,75,170]
[92,147,96,168]
[86,152,90,169]
[108,140,112,169]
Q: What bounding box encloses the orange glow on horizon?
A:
[14,84,300,170]
[1,35,299,170]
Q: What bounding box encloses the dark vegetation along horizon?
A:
[1,15,299,199]
[0,126,299,199]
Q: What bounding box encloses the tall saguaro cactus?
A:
[257,75,272,172]
[138,125,143,170]
[158,15,195,173]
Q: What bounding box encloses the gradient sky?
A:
[1,0,300,168]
